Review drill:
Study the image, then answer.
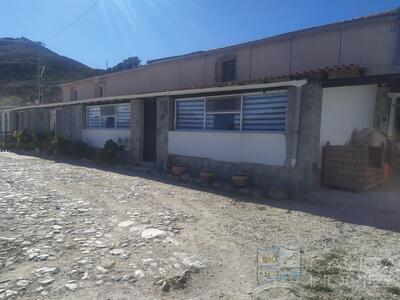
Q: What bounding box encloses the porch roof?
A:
[6,79,308,112]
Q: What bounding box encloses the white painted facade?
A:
[320,84,377,147]
[168,131,286,166]
[82,129,131,150]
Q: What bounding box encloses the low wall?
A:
[169,154,304,195]
[82,129,131,150]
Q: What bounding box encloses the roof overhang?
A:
[7,79,307,112]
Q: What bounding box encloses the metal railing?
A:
[0,132,15,151]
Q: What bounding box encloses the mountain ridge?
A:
[0,37,104,106]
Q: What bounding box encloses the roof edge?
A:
[58,8,399,87]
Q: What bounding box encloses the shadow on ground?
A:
[3,150,400,233]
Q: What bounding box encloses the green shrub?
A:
[69,140,95,159]
[32,133,49,150]
[50,137,71,156]
[96,139,123,162]
[49,137,94,159]
[12,130,33,150]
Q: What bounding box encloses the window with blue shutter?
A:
[116,104,131,128]
[87,106,100,128]
[205,97,241,130]
[175,91,288,132]
[242,92,287,132]
[87,103,131,129]
[176,99,204,130]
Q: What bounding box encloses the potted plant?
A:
[200,171,215,183]
[171,166,186,176]
[231,174,249,188]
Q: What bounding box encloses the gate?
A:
[0,132,15,151]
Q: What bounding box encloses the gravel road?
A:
[0,152,399,299]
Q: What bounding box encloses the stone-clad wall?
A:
[31,109,50,135]
[131,99,144,162]
[295,82,323,192]
[170,154,294,187]
[169,82,323,195]
[156,97,174,171]
[58,105,85,141]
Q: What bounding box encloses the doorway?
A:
[143,99,157,162]
[55,108,63,137]
[393,97,400,173]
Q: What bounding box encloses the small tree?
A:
[107,56,141,73]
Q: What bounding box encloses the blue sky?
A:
[1,0,399,69]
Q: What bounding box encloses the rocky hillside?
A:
[0,37,103,106]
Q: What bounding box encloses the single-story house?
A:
[1,9,400,194]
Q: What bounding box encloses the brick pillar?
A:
[156,96,174,171]
[131,99,144,162]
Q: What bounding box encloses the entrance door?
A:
[394,98,400,173]
[143,99,157,161]
[50,109,56,136]
[4,113,8,132]
[55,109,63,137]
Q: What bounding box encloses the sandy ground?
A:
[0,152,399,299]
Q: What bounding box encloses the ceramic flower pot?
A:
[171,166,186,176]
[231,174,248,188]
[200,171,215,183]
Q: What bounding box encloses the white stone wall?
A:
[168,131,286,166]
[320,84,377,147]
[82,129,131,150]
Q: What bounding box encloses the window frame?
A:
[215,54,237,83]
[174,90,288,133]
[71,88,78,100]
[96,85,105,98]
[204,96,241,131]
[220,59,237,82]
[86,103,131,130]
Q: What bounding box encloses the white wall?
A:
[82,129,131,150]
[168,131,286,166]
[320,84,377,147]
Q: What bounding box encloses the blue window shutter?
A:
[242,92,287,131]
[176,100,204,130]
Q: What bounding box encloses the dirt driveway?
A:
[0,152,399,299]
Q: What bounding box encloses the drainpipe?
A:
[394,8,400,66]
[388,93,399,140]
[290,80,308,167]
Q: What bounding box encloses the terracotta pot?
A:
[171,166,186,176]
[231,175,248,188]
[200,171,215,183]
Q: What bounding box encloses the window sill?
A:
[84,128,130,131]
[172,129,286,134]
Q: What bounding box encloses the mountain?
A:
[0,37,104,106]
